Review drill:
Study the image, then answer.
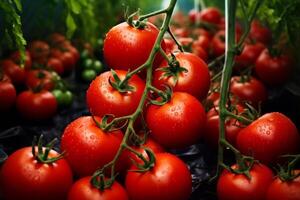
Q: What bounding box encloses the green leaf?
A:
[13,0,22,12]
[66,0,81,14]
[66,12,77,38]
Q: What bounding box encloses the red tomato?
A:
[153,52,210,100]
[217,163,274,200]
[172,27,189,38]
[28,40,50,64]
[204,106,245,148]
[48,33,66,46]
[0,147,73,200]
[230,76,267,106]
[163,38,175,54]
[25,69,55,91]
[10,50,32,70]
[211,30,226,57]
[0,81,16,112]
[254,49,293,85]
[1,59,26,85]
[86,70,145,118]
[125,153,192,200]
[61,116,126,177]
[146,92,206,149]
[60,51,76,72]
[68,177,128,200]
[16,90,57,120]
[266,170,300,200]
[250,20,272,45]
[188,9,199,23]
[192,43,208,61]
[103,22,166,72]
[206,91,221,107]
[178,37,193,49]
[193,34,211,51]
[236,112,300,164]
[50,48,63,59]
[47,57,64,75]
[67,45,80,63]
[199,7,222,24]
[234,42,265,69]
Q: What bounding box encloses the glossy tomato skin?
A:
[16,90,57,120]
[1,59,26,85]
[199,7,222,24]
[237,112,300,164]
[234,42,265,69]
[10,50,32,70]
[0,81,16,112]
[0,147,73,200]
[255,49,293,85]
[61,116,125,177]
[250,20,272,45]
[193,34,211,52]
[103,22,166,71]
[86,70,145,118]
[125,153,192,200]
[153,52,210,100]
[146,92,206,149]
[230,76,267,106]
[68,177,128,200]
[217,163,274,200]
[211,30,226,57]
[204,106,245,148]
[61,51,76,73]
[25,69,55,91]
[266,170,300,200]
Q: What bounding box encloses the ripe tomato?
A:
[163,38,175,54]
[188,9,199,23]
[48,33,66,46]
[217,163,273,200]
[86,70,145,118]
[230,76,267,106]
[234,42,265,70]
[204,106,245,148]
[25,69,55,91]
[254,49,293,85]
[10,50,32,70]
[0,147,73,200]
[1,59,26,85]
[250,20,272,45]
[28,40,50,64]
[61,116,126,177]
[125,153,192,200]
[199,7,222,24]
[266,170,300,200]
[146,92,206,149]
[192,43,208,61]
[47,57,64,75]
[211,30,226,57]
[153,52,210,100]
[0,81,16,112]
[236,112,300,164]
[68,177,128,200]
[103,21,166,72]
[16,90,57,120]
[193,34,211,51]
[60,51,76,73]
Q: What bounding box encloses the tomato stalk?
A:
[278,154,300,181]
[214,0,263,179]
[167,27,184,52]
[90,0,178,190]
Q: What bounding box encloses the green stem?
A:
[159,47,172,63]
[90,0,178,189]
[225,110,252,125]
[139,8,167,21]
[167,27,184,52]
[208,54,225,69]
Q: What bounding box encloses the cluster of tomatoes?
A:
[0,33,79,120]
[1,5,300,200]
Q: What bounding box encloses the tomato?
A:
[1,59,26,85]
[163,38,175,54]
[125,153,192,200]
[146,92,206,149]
[211,30,226,57]
[266,170,300,200]
[68,177,128,200]
[87,70,145,118]
[230,76,267,106]
[153,52,210,100]
[204,106,245,148]
[0,81,16,112]
[61,51,76,72]
[50,48,63,59]
[82,69,97,81]
[0,147,73,200]
[178,37,193,49]
[172,27,189,38]
[192,42,208,61]
[103,22,166,72]
[188,9,199,23]
[193,34,211,52]
[52,89,73,106]
[25,69,55,91]
[254,49,293,85]
[191,28,212,39]
[48,33,66,46]
[236,112,300,164]
[61,116,126,177]
[217,163,274,200]
[28,40,50,64]
[47,57,64,75]
[16,90,57,120]
[10,50,32,70]
[199,7,222,24]
[250,20,272,45]
[234,42,265,70]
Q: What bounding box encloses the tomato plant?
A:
[125,153,192,200]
